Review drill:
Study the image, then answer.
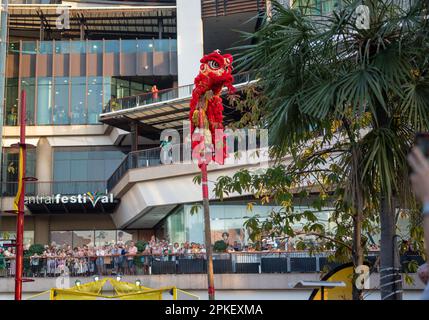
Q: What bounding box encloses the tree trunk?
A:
[351,146,364,300]
[352,209,364,300]
[266,0,273,21]
[379,196,402,300]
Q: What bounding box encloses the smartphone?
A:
[415,133,429,158]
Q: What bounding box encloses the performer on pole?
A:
[189,51,236,300]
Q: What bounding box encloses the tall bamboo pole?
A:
[198,96,215,300]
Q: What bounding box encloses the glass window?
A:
[170,39,177,52]
[136,40,154,53]
[71,159,89,181]
[115,79,130,99]
[8,42,19,54]
[1,148,36,196]
[50,231,73,247]
[87,77,103,124]
[53,147,128,189]
[5,78,18,126]
[37,77,53,125]
[0,231,34,250]
[88,41,103,54]
[21,78,36,125]
[103,77,112,112]
[70,41,86,54]
[95,230,116,247]
[53,77,70,125]
[121,40,138,54]
[39,41,53,54]
[105,40,120,53]
[117,230,134,245]
[72,231,94,248]
[166,207,186,244]
[130,80,144,96]
[55,41,70,54]
[154,40,169,52]
[70,77,87,124]
[22,41,37,55]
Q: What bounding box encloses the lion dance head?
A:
[190,50,236,167]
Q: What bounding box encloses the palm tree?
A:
[234,0,429,299]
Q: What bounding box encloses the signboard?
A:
[25,191,120,214]
[25,191,115,208]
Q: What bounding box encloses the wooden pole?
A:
[198,97,215,300]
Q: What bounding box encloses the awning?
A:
[2,137,40,147]
[8,4,177,38]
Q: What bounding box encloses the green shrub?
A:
[134,241,148,268]
[213,240,227,253]
[28,244,44,255]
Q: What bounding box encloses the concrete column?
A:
[130,122,139,169]
[176,0,204,87]
[34,216,49,245]
[36,137,53,195]
[130,122,139,152]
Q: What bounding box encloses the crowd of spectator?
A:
[0,236,212,278]
[0,233,388,278]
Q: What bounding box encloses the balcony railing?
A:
[103,71,255,114]
[107,145,179,191]
[0,251,424,278]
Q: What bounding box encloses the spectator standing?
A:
[127,241,138,275]
[151,85,159,101]
[96,246,105,275]
[112,244,121,275]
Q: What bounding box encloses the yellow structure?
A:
[310,264,354,300]
[27,278,199,300]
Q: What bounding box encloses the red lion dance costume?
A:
[190,50,236,166]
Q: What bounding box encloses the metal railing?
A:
[102,71,255,114]
[107,144,182,191]
[0,252,423,278]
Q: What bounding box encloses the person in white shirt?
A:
[95,246,105,275]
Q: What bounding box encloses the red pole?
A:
[14,90,26,301]
[198,98,215,300]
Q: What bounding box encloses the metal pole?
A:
[199,97,215,300]
[14,90,26,301]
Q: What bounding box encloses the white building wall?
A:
[176,0,204,87]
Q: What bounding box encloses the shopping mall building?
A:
[0,0,337,249]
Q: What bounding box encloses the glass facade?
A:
[293,0,341,14]
[5,38,177,126]
[52,146,128,194]
[8,39,175,55]
[158,204,335,245]
[4,76,170,126]
[50,230,136,248]
[0,231,34,250]
[1,147,36,196]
